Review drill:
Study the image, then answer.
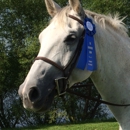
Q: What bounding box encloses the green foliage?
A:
[0,0,47,128]
[0,0,45,93]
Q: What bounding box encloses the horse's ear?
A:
[69,0,84,16]
[45,0,61,17]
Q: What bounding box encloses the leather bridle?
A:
[35,15,130,107]
[35,15,85,96]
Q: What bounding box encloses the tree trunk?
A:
[0,94,4,128]
[89,95,101,119]
[83,86,91,120]
[0,94,3,112]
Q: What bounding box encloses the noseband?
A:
[35,15,85,96]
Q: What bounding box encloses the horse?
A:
[18,0,130,129]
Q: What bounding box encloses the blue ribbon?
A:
[76,18,97,71]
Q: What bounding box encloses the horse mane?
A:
[85,10,128,36]
[51,6,128,37]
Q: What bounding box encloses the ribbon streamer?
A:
[76,18,97,71]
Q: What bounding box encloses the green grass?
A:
[4,122,119,130]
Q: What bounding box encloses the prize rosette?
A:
[84,18,96,36]
[76,17,97,71]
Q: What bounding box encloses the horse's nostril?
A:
[29,87,40,103]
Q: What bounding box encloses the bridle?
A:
[35,14,85,96]
[35,15,130,107]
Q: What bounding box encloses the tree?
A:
[0,0,47,128]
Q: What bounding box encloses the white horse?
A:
[18,0,130,129]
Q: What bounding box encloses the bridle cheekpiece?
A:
[35,14,85,96]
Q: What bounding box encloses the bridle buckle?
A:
[55,77,69,96]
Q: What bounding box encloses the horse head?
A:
[18,0,92,112]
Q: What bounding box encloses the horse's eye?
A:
[64,34,77,43]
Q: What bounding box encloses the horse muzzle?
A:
[18,83,56,112]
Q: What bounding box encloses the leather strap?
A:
[69,15,84,25]
[66,89,130,107]
[35,57,64,71]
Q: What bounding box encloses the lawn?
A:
[4,122,119,130]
